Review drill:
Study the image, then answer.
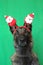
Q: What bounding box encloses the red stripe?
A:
[6,16,8,18]
[8,19,16,26]
[13,25,30,34]
[29,14,34,18]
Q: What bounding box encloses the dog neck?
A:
[15,42,32,57]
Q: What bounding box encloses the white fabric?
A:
[6,16,13,23]
[25,15,33,24]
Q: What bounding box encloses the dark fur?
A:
[10,24,39,65]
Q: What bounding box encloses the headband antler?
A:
[4,15,16,27]
[24,13,34,24]
[4,15,17,33]
[4,13,34,34]
[24,13,34,31]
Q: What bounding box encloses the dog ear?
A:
[9,25,18,34]
[24,13,34,31]
[4,15,17,34]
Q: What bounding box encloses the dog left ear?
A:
[4,15,17,34]
[24,13,34,31]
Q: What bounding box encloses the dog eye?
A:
[25,32,28,36]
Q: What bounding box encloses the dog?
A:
[4,13,39,65]
[10,23,39,65]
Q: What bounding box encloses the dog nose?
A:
[20,39,24,41]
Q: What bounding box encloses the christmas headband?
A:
[4,13,34,33]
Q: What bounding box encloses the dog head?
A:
[14,27,29,47]
[9,24,32,49]
[4,13,34,48]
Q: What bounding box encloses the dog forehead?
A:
[16,28,25,33]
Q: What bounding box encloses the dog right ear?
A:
[4,15,17,34]
[24,13,34,31]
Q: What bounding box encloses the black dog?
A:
[9,23,39,65]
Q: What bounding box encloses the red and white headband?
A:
[4,13,34,33]
[4,13,34,27]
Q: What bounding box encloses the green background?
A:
[0,0,43,65]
